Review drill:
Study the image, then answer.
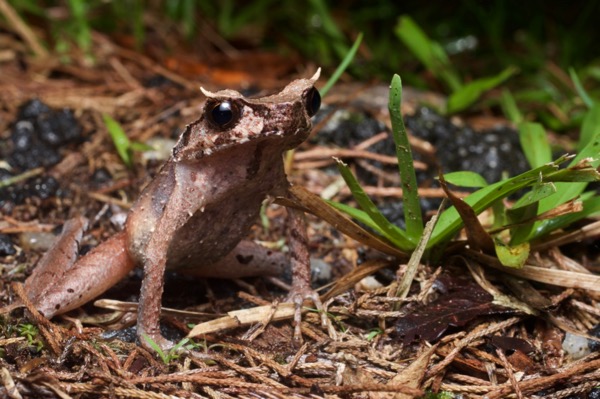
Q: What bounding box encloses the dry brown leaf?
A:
[372,344,438,399]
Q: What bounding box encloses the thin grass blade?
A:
[388,75,424,241]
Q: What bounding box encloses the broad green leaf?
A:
[442,171,488,188]
[518,122,551,168]
[103,114,132,167]
[446,66,517,114]
[494,240,530,268]
[389,75,424,240]
[394,16,462,91]
[578,103,600,151]
[569,67,594,108]
[336,159,414,250]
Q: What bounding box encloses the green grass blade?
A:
[142,334,168,363]
[569,67,594,108]
[394,15,462,92]
[67,0,92,52]
[320,33,363,97]
[446,66,518,114]
[500,89,523,124]
[518,122,552,168]
[388,75,424,240]
[578,103,600,152]
[308,0,348,59]
[336,159,414,250]
[327,201,386,235]
[103,114,132,167]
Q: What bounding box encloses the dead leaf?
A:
[372,344,438,399]
[439,174,495,253]
[489,336,536,354]
[281,185,408,258]
[394,275,515,344]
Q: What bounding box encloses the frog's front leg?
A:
[25,217,135,318]
[286,206,327,341]
[137,236,171,350]
[132,186,198,351]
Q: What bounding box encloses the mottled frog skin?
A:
[25,70,323,349]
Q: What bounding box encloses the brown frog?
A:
[24,70,323,349]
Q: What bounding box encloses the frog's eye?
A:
[207,101,240,129]
[306,87,321,117]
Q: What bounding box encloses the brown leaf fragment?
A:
[393,275,515,344]
[282,185,408,258]
[499,275,554,311]
[439,174,495,253]
[489,336,536,354]
[535,321,564,369]
[506,350,536,373]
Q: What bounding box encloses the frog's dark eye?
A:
[207,101,240,129]
[306,87,321,117]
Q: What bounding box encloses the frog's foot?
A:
[287,287,327,343]
[138,329,177,353]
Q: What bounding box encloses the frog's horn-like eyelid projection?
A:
[310,67,321,82]
[199,68,321,99]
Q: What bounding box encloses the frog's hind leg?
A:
[24,217,135,318]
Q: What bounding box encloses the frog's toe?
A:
[287,288,328,342]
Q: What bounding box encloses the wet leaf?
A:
[394,275,514,344]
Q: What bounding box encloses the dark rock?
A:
[0,234,16,256]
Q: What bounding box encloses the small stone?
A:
[0,234,16,256]
[562,332,590,360]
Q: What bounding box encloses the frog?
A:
[23,69,324,350]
